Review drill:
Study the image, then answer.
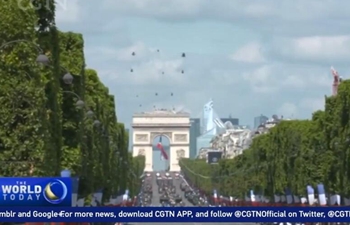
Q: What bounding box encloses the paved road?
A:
[131,172,254,225]
[151,173,160,206]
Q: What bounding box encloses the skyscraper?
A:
[221,117,239,126]
[254,115,268,129]
[196,99,220,156]
[189,118,201,159]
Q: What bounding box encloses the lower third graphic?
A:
[43,179,68,204]
[0,177,72,206]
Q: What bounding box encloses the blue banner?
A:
[0,207,350,222]
[0,178,72,206]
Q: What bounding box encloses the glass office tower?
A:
[254,115,268,128]
[221,117,239,125]
[189,118,201,159]
[196,99,223,157]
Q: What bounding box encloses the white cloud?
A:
[55,0,350,37]
[130,59,185,85]
[281,75,304,88]
[272,36,350,63]
[95,0,350,36]
[55,0,81,24]
[243,65,276,93]
[87,42,186,85]
[85,47,119,58]
[53,0,350,126]
[101,0,343,21]
[98,60,186,85]
[277,98,325,120]
[242,3,273,18]
[230,42,265,63]
[102,0,204,18]
[281,73,331,89]
[243,63,333,93]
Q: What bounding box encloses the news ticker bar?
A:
[0,207,349,222]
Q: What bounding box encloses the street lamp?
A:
[86,110,94,118]
[62,71,74,85]
[93,120,101,127]
[61,91,99,123]
[0,39,49,65]
[0,40,77,84]
[62,91,85,109]
[36,54,49,65]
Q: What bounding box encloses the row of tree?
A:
[0,0,144,201]
[180,80,350,200]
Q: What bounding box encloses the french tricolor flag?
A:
[157,136,168,160]
[307,185,315,205]
[317,184,326,206]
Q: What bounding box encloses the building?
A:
[254,115,268,129]
[255,115,283,135]
[206,150,223,164]
[189,118,200,159]
[207,126,253,159]
[196,99,226,156]
[221,115,239,126]
[201,115,284,160]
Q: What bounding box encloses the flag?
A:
[285,188,293,204]
[76,198,85,207]
[90,189,103,206]
[317,183,326,206]
[157,136,168,160]
[307,185,315,205]
[72,177,79,207]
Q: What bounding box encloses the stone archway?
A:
[176,149,185,160]
[132,110,190,172]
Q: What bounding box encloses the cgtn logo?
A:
[0,178,72,206]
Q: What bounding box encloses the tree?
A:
[180,80,350,200]
[0,0,132,201]
[0,0,48,176]
[128,155,146,197]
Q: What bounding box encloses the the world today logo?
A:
[0,178,72,206]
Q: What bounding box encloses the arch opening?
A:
[152,135,170,171]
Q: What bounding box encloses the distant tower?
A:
[197,99,226,157]
[202,99,215,133]
[254,114,268,129]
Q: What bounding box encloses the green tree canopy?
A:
[181,80,350,200]
[0,0,144,201]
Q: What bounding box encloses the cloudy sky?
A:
[55,0,350,128]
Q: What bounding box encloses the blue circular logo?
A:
[43,179,68,204]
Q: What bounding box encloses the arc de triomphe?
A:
[132,110,190,172]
